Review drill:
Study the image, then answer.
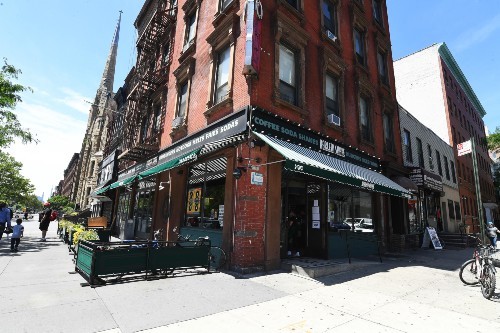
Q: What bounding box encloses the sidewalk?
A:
[0,219,499,333]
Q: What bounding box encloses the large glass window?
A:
[134,180,156,239]
[116,191,132,238]
[184,13,197,47]
[214,46,231,104]
[177,82,188,118]
[279,44,297,105]
[327,184,374,233]
[185,157,227,229]
[354,28,366,65]
[372,0,383,26]
[377,50,388,84]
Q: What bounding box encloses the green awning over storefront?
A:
[138,148,202,179]
[108,175,137,190]
[95,185,110,195]
[254,133,411,198]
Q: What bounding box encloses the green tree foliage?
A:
[47,195,74,211]
[0,151,35,204]
[487,127,500,151]
[0,58,37,148]
[22,194,43,211]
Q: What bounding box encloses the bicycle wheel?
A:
[459,259,479,285]
[481,265,496,299]
[209,246,227,270]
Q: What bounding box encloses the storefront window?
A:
[185,157,226,229]
[408,198,420,233]
[116,191,132,239]
[134,180,156,239]
[327,184,374,233]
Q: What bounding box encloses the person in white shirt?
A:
[10,218,24,252]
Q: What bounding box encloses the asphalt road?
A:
[0,217,498,333]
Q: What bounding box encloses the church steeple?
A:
[97,11,122,102]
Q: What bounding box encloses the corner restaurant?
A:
[101,107,411,272]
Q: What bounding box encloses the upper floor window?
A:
[427,144,433,169]
[450,161,457,183]
[444,155,450,180]
[214,46,231,104]
[383,113,394,153]
[416,138,424,167]
[354,28,366,65]
[279,43,298,105]
[325,73,339,124]
[372,0,383,26]
[177,82,189,118]
[436,150,443,176]
[153,102,162,133]
[219,0,233,11]
[403,129,412,162]
[359,96,372,142]
[377,50,388,85]
[322,0,337,37]
[184,12,197,47]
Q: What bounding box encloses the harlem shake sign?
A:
[250,109,380,171]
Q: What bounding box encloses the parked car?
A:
[354,219,374,232]
[330,221,352,232]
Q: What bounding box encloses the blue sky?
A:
[0,0,499,200]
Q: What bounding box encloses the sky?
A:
[0,0,499,201]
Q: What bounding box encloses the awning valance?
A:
[254,133,411,198]
[108,175,137,190]
[138,148,202,179]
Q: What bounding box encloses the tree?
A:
[487,127,500,151]
[21,194,43,211]
[0,58,37,148]
[0,151,35,204]
[47,195,75,211]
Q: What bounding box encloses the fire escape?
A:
[118,0,177,162]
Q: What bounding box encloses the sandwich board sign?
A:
[421,227,443,250]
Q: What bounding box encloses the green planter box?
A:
[75,240,211,286]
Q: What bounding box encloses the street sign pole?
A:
[470,137,485,242]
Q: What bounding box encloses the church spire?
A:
[98,11,122,99]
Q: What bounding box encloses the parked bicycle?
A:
[172,227,227,270]
[459,235,497,299]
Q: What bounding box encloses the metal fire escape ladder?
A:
[120,0,177,162]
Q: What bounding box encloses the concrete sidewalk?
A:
[0,219,499,333]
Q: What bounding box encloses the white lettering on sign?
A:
[361,181,375,189]
[319,139,345,157]
[294,164,304,171]
[179,153,197,164]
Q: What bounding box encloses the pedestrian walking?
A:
[486,221,499,249]
[10,218,24,252]
[0,201,12,241]
[39,202,52,242]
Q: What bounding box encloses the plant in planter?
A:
[73,229,99,247]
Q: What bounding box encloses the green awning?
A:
[138,148,201,179]
[108,175,137,190]
[254,133,411,198]
[95,185,110,195]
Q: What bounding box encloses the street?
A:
[0,218,499,333]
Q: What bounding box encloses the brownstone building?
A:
[61,153,80,200]
[99,0,411,272]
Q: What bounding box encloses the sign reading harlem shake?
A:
[457,140,472,156]
[250,109,380,171]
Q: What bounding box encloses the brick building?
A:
[99,0,411,272]
[61,153,80,200]
[394,43,497,232]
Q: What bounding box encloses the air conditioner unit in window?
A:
[171,116,184,129]
[326,30,337,42]
[327,114,341,126]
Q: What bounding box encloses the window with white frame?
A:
[214,46,231,104]
[325,73,339,122]
[279,43,297,105]
[184,12,197,48]
[359,96,372,142]
[177,82,188,118]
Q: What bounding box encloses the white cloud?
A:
[55,87,92,114]
[455,13,500,52]
[6,101,86,200]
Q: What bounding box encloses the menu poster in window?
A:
[187,188,202,215]
[218,205,224,227]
